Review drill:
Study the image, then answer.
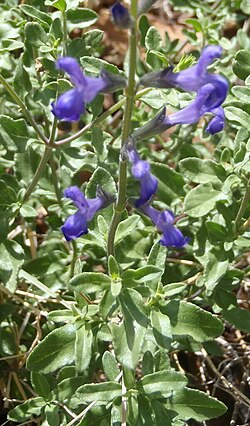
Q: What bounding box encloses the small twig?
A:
[166,258,203,268]
[0,283,43,316]
[185,272,202,285]
[12,372,27,401]
[57,402,77,419]
[201,348,250,407]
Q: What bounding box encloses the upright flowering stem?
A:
[107,0,137,256]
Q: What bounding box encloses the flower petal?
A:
[64,186,88,210]
[61,210,88,241]
[206,107,225,134]
[51,88,85,121]
[160,225,190,248]
[111,2,133,28]
[165,83,216,126]
[128,148,158,206]
[140,205,189,248]
[56,57,86,86]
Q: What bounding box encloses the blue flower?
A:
[52,57,126,121]
[138,45,228,135]
[111,2,133,28]
[130,82,227,143]
[126,145,158,207]
[164,83,226,130]
[61,186,113,241]
[140,45,227,93]
[140,204,190,248]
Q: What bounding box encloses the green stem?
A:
[70,240,78,278]
[0,73,49,145]
[62,10,68,55]
[107,3,138,256]
[54,88,150,147]
[49,156,63,209]
[235,176,250,229]
[23,117,58,202]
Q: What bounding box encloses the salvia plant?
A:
[0,0,250,425]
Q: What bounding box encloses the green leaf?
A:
[165,388,227,421]
[8,397,46,422]
[148,242,166,270]
[77,382,122,404]
[20,205,37,218]
[67,8,98,30]
[160,300,224,341]
[151,309,172,349]
[75,323,93,373]
[222,306,250,333]
[120,288,149,328]
[20,5,52,26]
[232,85,250,103]
[185,18,202,32]
[56,376,85,409]
[108,255,120,278]
[85,166,117,198]
[31,372,51,400]
[45,0,66,11]
[69,272,111,293]
[0,241,24,292]
[0,39,24,53]
[0,180,17,205]
[241,0,250,14]
[102,351,120,381]
[27,324,76,373]
[151,162,185,204]
[121,266,162,288]
[233,50,250,80]
[48,310,75,322]
[25,22,48,48]
[13,54,32,97]
[45,404,60,426]
[80,56,122,76]
[225,106,250,132]
[115,215,141,244]
[145,27,162,50]
[111,320,146,369]
[179,158,226,184]
[147,242,166,291]
[137,370,187,398]
[99,289,118,319]
[204,248,230,291]
[0,115,30,152]
[163,282,188,298]
[184,182,227,217]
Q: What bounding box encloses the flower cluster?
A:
[59,45,227,248]
[52,57,126,121]
[137,45,228,138]
[124,45,228,248]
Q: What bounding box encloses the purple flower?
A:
[140,204,190,248]
[52,57,126,121]
[164,83,225,130]
[126,146,158,207]
[138,45,228,135]
[130,82,227,143]
[61,186,114,241]
[140,45,227,94]
[110,2,133,28]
